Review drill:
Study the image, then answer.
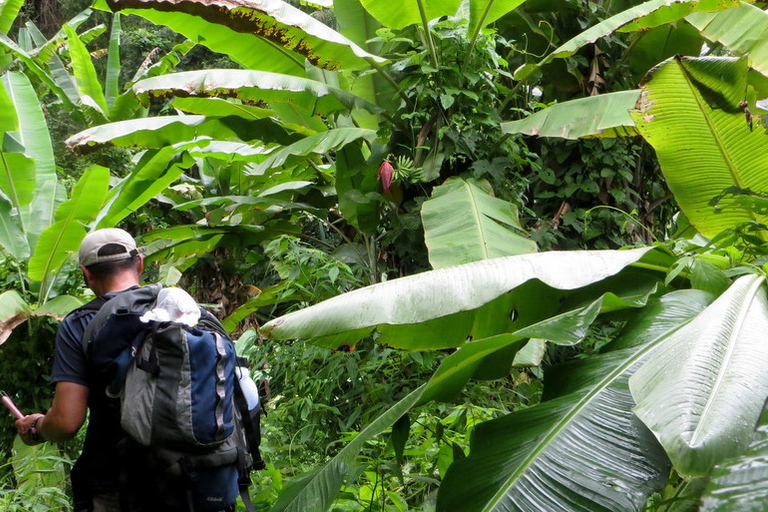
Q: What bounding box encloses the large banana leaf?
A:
[467,0,528,41]
[105,14,121,110]
[421,177,536,268]
[96,0,385,75]
[171,97,275,121]
[437,289,713,512]
[28,165,110,284]
[502,90,641,139]
[2,72,60,248]
[359,0,461,29]
[66,116,295,151]
[261,247,669,344]
[687,2,768,78]
[630,274,768,477]
[700,409,768,511]
[631,56,768,238]
[0,197,28,260]
[133,70,383,116]
[0,149,35,208]
[63,24,108,116]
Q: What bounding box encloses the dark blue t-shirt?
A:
[51,292,124,503]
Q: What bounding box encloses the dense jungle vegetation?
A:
[2,0,768,510]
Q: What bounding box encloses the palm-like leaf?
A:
[421,177,536,268]
[631,56,768,239]
[630,274,768,477]
[437,290,713,512]
[261,247,669,347]
[359,0,461,29]
[502,90,640,139]
[0,290,29,346]
[63,24,108,116]
[97,0,385,75]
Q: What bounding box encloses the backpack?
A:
[81,284,265,512]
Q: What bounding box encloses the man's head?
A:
[79,228,144,293]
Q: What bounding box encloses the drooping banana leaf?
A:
[2,72,60,249]
[630,274,768,477]
[687,2,768,78]
[0,289,29,345]
[700,408,768,511]
[32,295,84,321]
[467,0,528,42]
[421,177,537,268]
[628,23,704,82]
[28,165,110,285]
[436,289,713,512]
[260,247,671,347]
[133,70,383,116]
[631,56,768,239]
[94,0,385,76]
[66,115,296,152]
[502,90,640,139]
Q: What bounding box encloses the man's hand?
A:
[16,413,45,445]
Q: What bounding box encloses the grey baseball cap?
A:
[79,228,143,267]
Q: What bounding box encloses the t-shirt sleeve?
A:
[50,314,91,386]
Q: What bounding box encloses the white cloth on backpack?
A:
[139,287,200,326]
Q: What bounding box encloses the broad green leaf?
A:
[174,195,316,212]
[185,140,271,162]
[0,150,35,207]
[630,274,768,477]
[63,24,108,115]
[95,147,195,228]
[437,289,713,512]
[0,0,24,35]
[2,72,59,247]
[28,165,110,282]
[0,289,29,345]
[172,97,276,121]
[97,0,385,74]
[66,116,295,152]
[32,295,84,320]
[687,2,768,78]
[359,0,461,29]
[0,76,18,130]
[270,385,425,512]
[252,128,377,173]
[421,177,537,268]
[134,70,383,116]
[0,197,28,260]
[618,0,739,32]
[529,0,739,78]
[700,410,768,510]
[502,90,641,140]
[631,56,768,238]
[261,247,667,341]
[105,13,121,110]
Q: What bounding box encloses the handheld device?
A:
[1,391,23,420]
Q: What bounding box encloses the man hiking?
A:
[15,228,146,512]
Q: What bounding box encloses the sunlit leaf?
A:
[0,290,29,346]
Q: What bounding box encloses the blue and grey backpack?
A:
[82,284,265,512]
